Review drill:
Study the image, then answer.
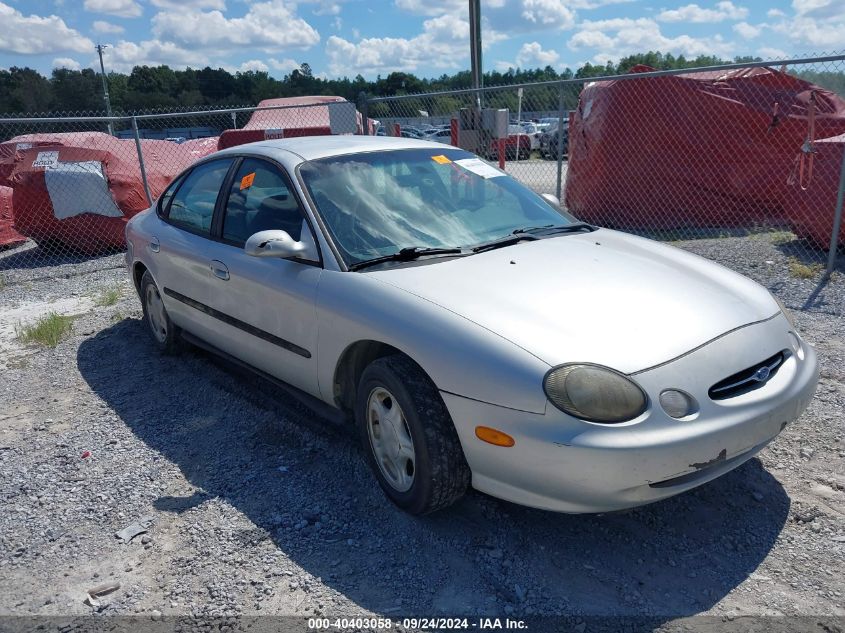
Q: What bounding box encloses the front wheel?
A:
[356,355,470,514]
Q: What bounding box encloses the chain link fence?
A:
[0,99,362,284]
[1,56,844,296]
[365,53,845,282]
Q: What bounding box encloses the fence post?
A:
[826,143,845,274]
[358,92,370,135]
[555,83,565,201]
[132,116,153,205]
[231,111,238,129]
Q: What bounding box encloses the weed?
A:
[94,286,122,307]
[788,258,823,279]
[15,312,75,348]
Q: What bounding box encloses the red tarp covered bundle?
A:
[218,96,367,150]
[786,132,845,247]
[0,185,26,248]
[9,132,204,253]
[565,65,845,231]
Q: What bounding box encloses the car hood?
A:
[366,230,779,373]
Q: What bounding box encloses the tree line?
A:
[1,51,843,118]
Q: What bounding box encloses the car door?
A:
[152,158,235,348]
[195,156,323,397]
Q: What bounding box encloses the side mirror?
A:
[244,230,317,260]
[541,193,561,208]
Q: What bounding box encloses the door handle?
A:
[210,260,229,281]
[149,237,160,253]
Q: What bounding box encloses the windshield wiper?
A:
[512,222,596,235]
[349,246,467,271]
[472,223,596,254]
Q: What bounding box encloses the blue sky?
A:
[0,0,842,79]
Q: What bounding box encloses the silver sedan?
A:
[125,136,819,514]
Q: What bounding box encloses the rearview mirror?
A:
[541,193,561,208]
[244,230,317,260]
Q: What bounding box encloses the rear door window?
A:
[166,159,231,235]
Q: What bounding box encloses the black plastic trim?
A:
[163,287,311,359]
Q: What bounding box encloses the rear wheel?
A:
[140,271,181,353]
[356,354,470,514]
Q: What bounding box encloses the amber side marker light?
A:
[475,426,515,447]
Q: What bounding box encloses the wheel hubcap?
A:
[366,387,415,492]
[145,284,168,343]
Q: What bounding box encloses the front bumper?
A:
[442,314,819,513]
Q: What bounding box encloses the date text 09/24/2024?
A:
[307,617,528,630]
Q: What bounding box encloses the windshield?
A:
[298,148,577,266]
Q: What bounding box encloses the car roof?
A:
[214,135,453,162]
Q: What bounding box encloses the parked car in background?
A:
[520,122,542,150]
[540,126,569,159]
[425,128,453,144]
[126,135,818,515]
[489,125,532,160]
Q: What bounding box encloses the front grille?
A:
[708,351,785,400]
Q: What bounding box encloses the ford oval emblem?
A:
[753,366,771,382]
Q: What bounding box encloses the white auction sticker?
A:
[454,158,504,179]
[264,128,284,140]
[32,151,59,169]
[15,142,33,151]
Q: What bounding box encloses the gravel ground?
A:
[0,232,843,631]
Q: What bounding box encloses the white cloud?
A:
[332,16,342,30]
[92,20,124,34]
[771,14,845,48]
[269,58,301,73]
[767,8,785,17]
[53,57,82,70]
[516,41,560,66]
[792,0,844,18]
[568,17,734,62]
[238,59,269,73]
[394,0,469,16]
[0,2,94,54]
[657,1,748,23]
[758,46,788,58]
[152,1,320,51]
[325,11,505,76]
[732,21,760,38]
[83,0,142,18]
[151,0,225,8]
[521,0,576,29]
[102,39,207,73]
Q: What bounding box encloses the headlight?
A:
[544,364,648,423]
[772,294,795,328]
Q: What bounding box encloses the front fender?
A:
[315,270,550,413]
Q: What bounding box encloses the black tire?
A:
[356,354,470,515]
[140,270,181,354]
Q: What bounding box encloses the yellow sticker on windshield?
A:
[431,155,451,164]
[240,172,256,190]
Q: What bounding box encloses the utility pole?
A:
[96,44,114,135]
[468,0,482,107]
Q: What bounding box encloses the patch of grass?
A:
[110,310,124,323]
[15,312,75,348]
[788,257,823,279]
[0,274,5,290]
[94,286,122,307]
[769,230,796,245]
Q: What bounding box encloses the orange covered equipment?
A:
[0,185,26,248]
[218,96,367,150]
[8,132,208,253]
[565,65,845,231]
